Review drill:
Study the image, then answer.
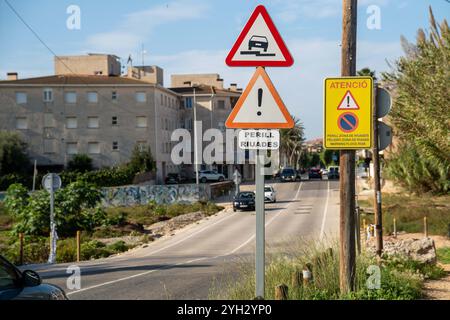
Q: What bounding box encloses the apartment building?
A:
[0,54,180,183]
[0,54,251,182]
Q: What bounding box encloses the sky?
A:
[0,0,448,139]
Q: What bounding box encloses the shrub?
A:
[67,154,93,173]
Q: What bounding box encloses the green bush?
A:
[67,154,93,173]
[107,240,128,252]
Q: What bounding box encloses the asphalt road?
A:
[27,179,340,300]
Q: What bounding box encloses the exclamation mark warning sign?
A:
[257,88,263,116]
[337,90,360,110]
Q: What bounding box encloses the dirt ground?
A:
[392,233,450,300]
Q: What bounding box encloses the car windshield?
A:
[238,192,254,199]
[251,36,268,42]
[282,169,295,175]
[264,187,272,192]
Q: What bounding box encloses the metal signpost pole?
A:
[193,87,199,185]
[49,174,56,264]
[255,149,265,299]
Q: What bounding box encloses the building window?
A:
[185,97,193,109]
[160,94,163,105]
[44,113,55,128]
[88,142,100,154]
[87,92,98,103]
[136,116,148,128]
[218,121,225,132]
[66,117,78,129]
[164,96,167,106]
[137,141,147,151]
[15,92,27,104]
[112,91,118,101]
[66,143,78,155]
[44,139,56,154]
[218,100,225,109]
[43,88,53,102]
[87,117,99,128]
[16,117,27,130]
[64,92,77,104]
[135,92,146,103]
[112,141,119,151]
[112,116,118,126]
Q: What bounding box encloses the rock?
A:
[366,237,437,264]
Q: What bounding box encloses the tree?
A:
[279,116,305,167]
[67,154,93,172]
[357,67,377,81]
[129,144,155,173]
[0,131,30,175]
[382,7,449,194]
[320,149,338,167]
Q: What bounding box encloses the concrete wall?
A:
[55,55,121,76]
[171,74,224,89]
[101,183,210,207]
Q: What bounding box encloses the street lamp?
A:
[185,82,200,185]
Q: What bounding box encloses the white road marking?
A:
[319,180,330,240]
[67,182,304,296]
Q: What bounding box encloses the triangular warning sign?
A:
[337,90,360,110]
[225,5,294,67]
[225,67,294,129]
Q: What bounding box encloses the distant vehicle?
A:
[165,173,188,185]
[198,170,225,183]
[249,35,269,52]
[327,166,340,180]
[0,255,68,300]
[308,168,323,180]
[264,186,277,203]
[233,192,256,212]
[280,168,298,182]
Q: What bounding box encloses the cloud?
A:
[152,37,402,139]
[84,0,209,57]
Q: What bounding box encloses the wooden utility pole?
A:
[373,85,383,257]
[339,0,357,294]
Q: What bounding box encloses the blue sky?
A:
[0,0,448,139]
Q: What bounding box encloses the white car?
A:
[264,185,277,203]
[198,170,225,183]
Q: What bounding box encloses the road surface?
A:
[26,180,340,300]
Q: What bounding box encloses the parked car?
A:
[280,168,298,182]
[264,186,277,203]
[249,35,269,52]
[327,166,340,180]
[0,255,68,300]
[233,192,256,212]
[308,168,323,180]
[165,173,188,185]
[198,170,226,183]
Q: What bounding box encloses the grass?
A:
[210,238,444,300]
[437,247,450,264]
[359,193,450,236]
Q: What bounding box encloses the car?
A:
[249,35,269,52]
[165,173,188,185]
[308,168,323,179]
[233,192,256,212]
[0,255,68,300]
[264,186,277,203]
[198,170,226,183]
[280,168,298,182]
[327,166,340,180]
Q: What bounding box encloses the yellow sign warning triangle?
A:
[225,67,294,129]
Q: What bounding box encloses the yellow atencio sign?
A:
[324,77,373,149]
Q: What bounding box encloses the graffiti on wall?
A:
[101,183,210,207]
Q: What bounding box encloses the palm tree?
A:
[357,67,377,81]
[279,116,305,168]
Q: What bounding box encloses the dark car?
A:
[327,166,340,180]
[280,168,298,182]
[249,35,269,52]
[308,168,323,180]
[233,192,256,212]
[0,255,68,300]
[165,173,188,185]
